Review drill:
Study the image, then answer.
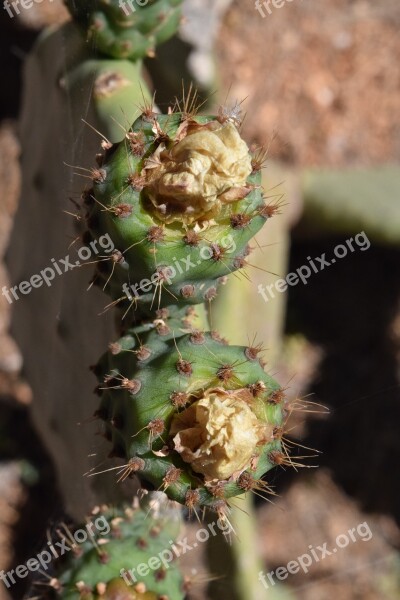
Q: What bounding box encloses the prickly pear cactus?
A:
[82,104,287,513]
[85,109,273,318]
[94,306,287,513]
[66,0,184,61]
[30,502,184,599]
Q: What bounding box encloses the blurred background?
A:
[0,0,399,598]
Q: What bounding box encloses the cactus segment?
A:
[65,0,184,61]
[30,503,184,599]
[93,307,286,511]
[84,111,271,318]
[64,57,152,144]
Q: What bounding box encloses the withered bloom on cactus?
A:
[84,100,288,515]
[84,106,274,317]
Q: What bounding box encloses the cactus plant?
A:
[81,105,288,513]
[66,0,184,61]
[29,501,185,600]
[11,1,293,596]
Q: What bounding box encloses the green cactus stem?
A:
[29,501,184,600]
[65,0,184,61]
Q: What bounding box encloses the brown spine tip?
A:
[210,243,224,261]
[204,287,217,301]
[170,391,189,408]
[156,323,171,336]
[111,249,125,264]
[269,450,285,465]
[147,225,165,243]
[189,330,205,345]
[185,489,200,508]
[207,480,226,499]
[150,526,161,537]
[237,471,253,491]
[91,168,106,183]
[127,131,145,156]
[75,582,92,594]
[180,284,195,298]
[258,202,282,219]
[245,346,261,361]
[268,389,285,404]
[163,466,182,488]
[183,230,200,246]
[230,213,251,229]
[114,203,133,218]
[123,378,142,395]
[147,419,165,436]
[157,265,174,283]
[109,342,122,355]
[127,173,145,191]
[136,346,152,361]
[217,365,234,382]
[233,256,246,269]
[176,359,193,377]
[272,426,283,440]
[156,308,169,319]
[155,568,167,581]
[96,583,107,596]
[127,457,145,472]
[247,381,266,397]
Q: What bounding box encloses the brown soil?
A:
[217,0,400,167]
